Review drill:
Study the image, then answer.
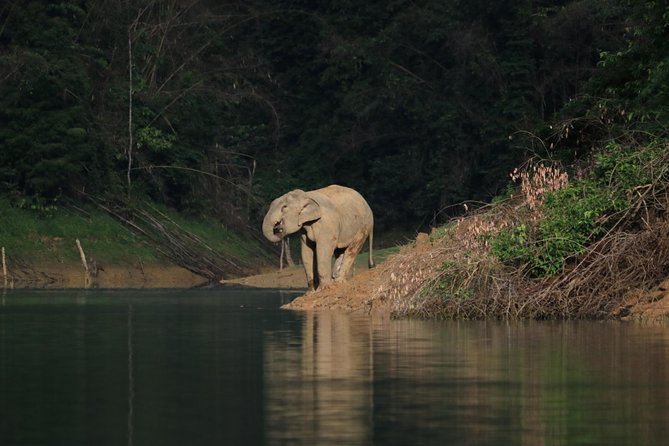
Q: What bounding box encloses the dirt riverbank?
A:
[5,262,208,289]
[223,233,440,314]
[225,232,669,321]
[7,237,669,322]
[222,263,382,313]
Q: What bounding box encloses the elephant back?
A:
[313,185,374,235]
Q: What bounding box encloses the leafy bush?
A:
[491,143,663,276]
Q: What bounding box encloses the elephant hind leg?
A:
[334,235,366,282]
[333,248,346,279]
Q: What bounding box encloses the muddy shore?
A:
[5,263,208,289]
[226,235,669,321]
[7,250,669,322]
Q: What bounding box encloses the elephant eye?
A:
[281,205,288,211]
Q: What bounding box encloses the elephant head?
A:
[262,189,322,243]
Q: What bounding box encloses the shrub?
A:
[491,144,662,276]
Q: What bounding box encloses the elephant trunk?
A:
[262,208,283,243]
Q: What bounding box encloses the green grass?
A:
[0,198,268,268]
[0,199,156,264]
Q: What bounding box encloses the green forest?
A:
[0,0,667,238]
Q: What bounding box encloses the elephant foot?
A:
[316,281,338,291]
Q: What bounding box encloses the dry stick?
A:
[86,195,242,280]
[75,239,89,274]
[124,203,239,275]
[555,224,665,317]
[127,24,134,193]
[125,5,153,195]
[85,196,174,263]
[2,247,7,287]
[133,208,232,279]
[140,204,242,271]
[138,211,207,261]
[144,202,230,252]
[75,239,91,287]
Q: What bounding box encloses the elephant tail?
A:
[368,229,375,269]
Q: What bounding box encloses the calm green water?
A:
[1,289,668,446]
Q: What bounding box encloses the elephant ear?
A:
[298,197,321,225]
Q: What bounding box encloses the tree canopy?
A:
[0,0,664,231]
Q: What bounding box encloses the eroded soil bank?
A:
[228,232,669,321]
[8,235,669,322]
[223,263,382,313]
[225,234,445,315]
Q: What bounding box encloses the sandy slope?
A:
[221,236,432,314]
[221,265,309,289]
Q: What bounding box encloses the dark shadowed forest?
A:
[0,0,667,233]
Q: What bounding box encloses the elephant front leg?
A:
[300,235,316,291]
[315,241,336,289]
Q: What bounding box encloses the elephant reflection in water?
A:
[264,317,669,445]
[263,312,373,444]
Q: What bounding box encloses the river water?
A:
[1,288,668,445]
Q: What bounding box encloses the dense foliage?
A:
[490,143,665,276]
[0,0,664,232]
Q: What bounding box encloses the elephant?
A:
[262,185,375,291]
